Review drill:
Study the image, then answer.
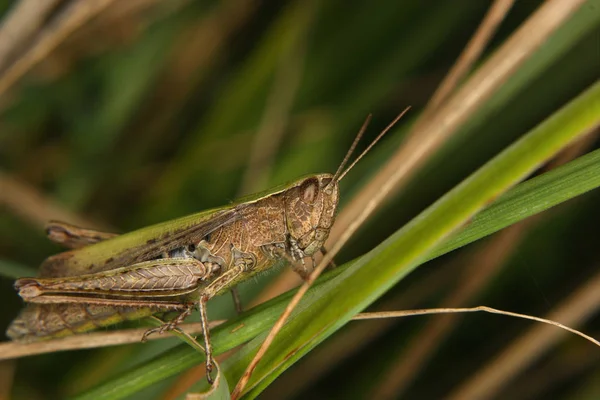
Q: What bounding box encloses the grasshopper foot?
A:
[141,326,160,342]
[206,358,215,384]
[141,305,194,341]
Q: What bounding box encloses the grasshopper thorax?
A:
[283,173,339,259]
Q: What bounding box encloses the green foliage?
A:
[1,1,599,399]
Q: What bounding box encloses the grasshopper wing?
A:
[39,207,243,278]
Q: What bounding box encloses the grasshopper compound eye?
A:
[301,178,319,204]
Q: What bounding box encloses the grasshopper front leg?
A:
[197,264,247,382]
[45,220,118,249]
[195,244,255,381]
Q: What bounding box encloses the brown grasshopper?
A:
[7,113,401,381]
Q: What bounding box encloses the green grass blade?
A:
[75,81,600,400]
[430,147,600,259]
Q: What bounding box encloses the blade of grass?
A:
[74,81,600,400]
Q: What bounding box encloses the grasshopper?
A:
[7,113,400,381]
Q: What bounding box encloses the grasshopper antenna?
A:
[337,106,411,182]
[331,114,373,183]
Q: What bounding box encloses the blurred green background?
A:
[0,0,599,399]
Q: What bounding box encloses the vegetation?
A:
[0,1,598,399]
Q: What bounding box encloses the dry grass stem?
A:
[420,0,515,119]
[0,0,62,73]
[0,320,225,360]
[353,307,600,347]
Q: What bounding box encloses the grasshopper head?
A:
[283,173,339,258]
[281,109,410,262]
